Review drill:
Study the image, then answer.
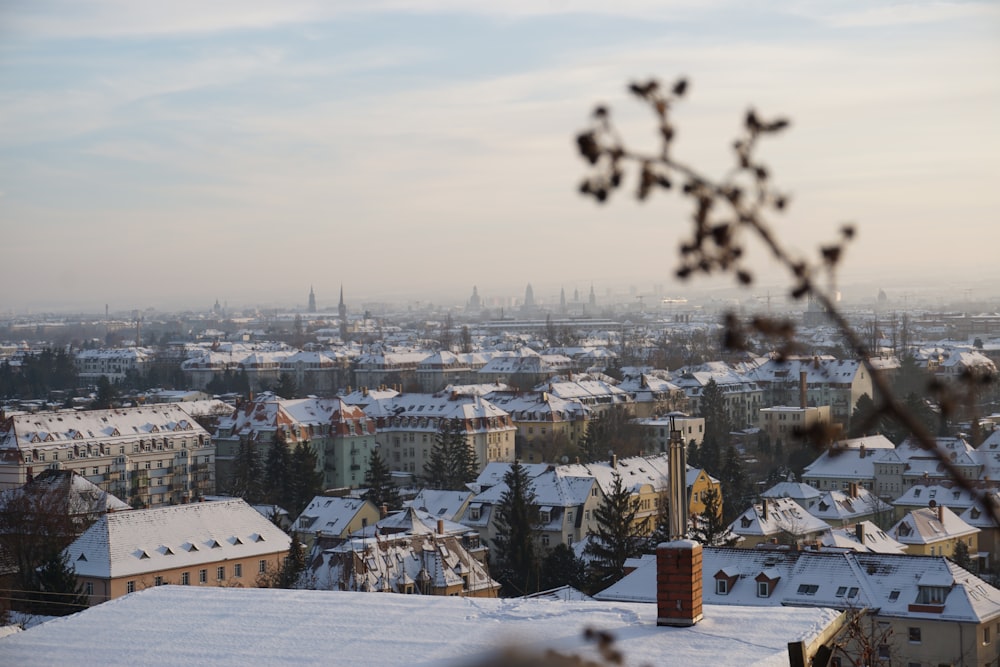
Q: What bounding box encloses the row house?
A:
[616,372,688,418]
[476,350,575,389]
[484,390,591,460]
[180,342,294,391]
[279,350,353,395]
[360,392,516,479]
[748,356,872,429]
[75,347,154,383]
[352,350,428,393]
[214,395,377,492]
[0,405,215,507]
[671,362,763,429]
[538,375,633,418]
[415,351,492,393]
[598,547,1000,667]
[65,498,290,607]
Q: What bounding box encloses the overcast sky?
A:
[2,1,998,314]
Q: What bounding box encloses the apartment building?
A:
[0,405,215,507]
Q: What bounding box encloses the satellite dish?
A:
[928,499,937,508]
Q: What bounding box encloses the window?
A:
[908,627,921,643]
[234,563,242,578]
[716,579,728,595]
[126,581,135,594]
[796,584,819,595]
[888,590,900,601]
[985,627,992,645]
[877,645,890,660]
[217,566,225,580]
[757,581,769,597]
[259,559,267,574]
[836,586,847,597]
[542,534,550,546]
[199,569,207,584]
[154,576,163,586]
[85,582,93,596]
[181,572,190,585]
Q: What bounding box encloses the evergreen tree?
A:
[229,439,263,502]
[27,552,89,616]
[264,434,292,509]
[425,419,478,490]
[275,372,298,399]
[577,417,605,464]
[288,442,324,516]
[688,487,737,547]
[540,543,588,591]
[950,539,974,572]
[424,422,453,489]
[363,449,401,511]
[92,375,119,409]
[446,420,479,489]
[492,461,541,596]
[698,378,730,476]
[585,473,647,591]
[720,445,750,524]
[850,394,890,439]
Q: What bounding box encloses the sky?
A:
[1,1,998,314]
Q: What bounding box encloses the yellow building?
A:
[65,498,291,607]
[889,505,979,558]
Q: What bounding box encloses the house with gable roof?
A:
[290,496,381,551]
[800,434,895,493]
[820,521,907,554]
[405,488,473,522]
[64,498,291,606]
[807,484,893,528]
[889,505,979,558]
[484,389,591,463]
[749,355,873,429]
[728,496,831,547]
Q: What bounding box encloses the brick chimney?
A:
[855,522,866,544]
[657,540,703,627]
[437,519,444,535]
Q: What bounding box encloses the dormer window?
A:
[717,579,729,595]
[740,516,752,529]
[917,586,949,605]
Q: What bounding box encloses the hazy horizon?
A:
[3,2,998,315]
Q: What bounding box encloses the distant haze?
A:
[2,2,998,314]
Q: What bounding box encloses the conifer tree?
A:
[288,442,323,516]
[264,434,292,508]
[446,419,479,489]
[492,460,541,596]
[363,449,401,511]
[229,439,263,503]
[585,473,647,591]
[425,422,453,489]
[28,552,88,616]
[540,543,588,591]
[688,487,737,547]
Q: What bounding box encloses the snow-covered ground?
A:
[0,585,838,666]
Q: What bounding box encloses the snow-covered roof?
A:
[64,499,291,579]
[598,548,1000,623]
[0,585,840,666]
[729,497,831,538]
[808,487,891,523]
[889,506,979,545]
[822,521,908,554]
[405,488,474,521]
[290,496,377,536]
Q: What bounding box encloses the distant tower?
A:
[560,287,566,313]
[307,286,317,313]
[524,284,535,309]
[468,286,481,310]
[589,284,597,308]
[338,285,348,341]
[574,288,580,303]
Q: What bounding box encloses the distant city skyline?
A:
[2,2,998,313]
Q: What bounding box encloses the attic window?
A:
[77,553,88,562]
[716,579,729,595]
[139,551,150,559]
[757,581,771,598]
[163,547,174,555]
[254,534,266,542]
[187,543,199,552]
[740,517,752,529]
[797,584,819,596]
[914,489,921,498]
[889,590,900,601]
[847,587,859,598]
[209,540,221,548]
[836,586,847,597]
[818,502,830,512]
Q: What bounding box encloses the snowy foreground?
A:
[0,586,837,666]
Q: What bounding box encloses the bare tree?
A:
[574,77,999,524]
